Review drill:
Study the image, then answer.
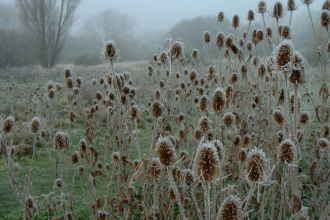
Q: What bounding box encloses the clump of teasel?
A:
[246,147,268,182]
[217,195,242,220]
[198,116,212,133]
[2,116,14,133]
[193,141,220,182]
[278,139,297,164]
[155,136,176,166]
[212,88,226,113]
[102,40,118,61]
[30,116,40,133]
[151,100,163,118]
[273,107,285,125]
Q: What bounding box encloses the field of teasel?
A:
[1,0,330,219]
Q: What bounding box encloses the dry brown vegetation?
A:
[1,0,330,219]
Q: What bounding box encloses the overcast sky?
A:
[73,0,324,35]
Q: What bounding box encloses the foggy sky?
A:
[73,0,324,35]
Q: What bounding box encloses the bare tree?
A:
[83,8,136,50]
[15,0,81,67]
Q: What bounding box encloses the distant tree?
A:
[15,0,81,67]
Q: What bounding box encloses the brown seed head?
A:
[247,10,255,21]
[216,32,225,48]
[223,112,235,127]
[149,158,162,179]
[151,100,163,117]
[300,111,310,125]
[258,63,266,78]
[272,2,284,18]
[199,95,208,112]
[212,88,226,114]
[204,31,211,43]
[103,40,118,60]
[275,40,294,70]
[281,25,291,39]
[317,138,329,149]
[55,178,63,188]
[266,26,272,38]
[30,116,40,133]
[287,0,298,11]
[278,139,296,164]
[194,129,203,140]
[321,10,330,27]
[155,136,176,166]
[323,0,330,10]
[66,77,73,89]
[273,108,285,125]
[218,11,225,22]
[217,195,242,220]
[199,116,212,133]
[71,151,80,164]
[232,15,240,28]
[54,131,69,152]
[257,29,264,41]
[192,49,198,59]
[258,1,267,13]
[246,147,268,182]
[171,41,183,59]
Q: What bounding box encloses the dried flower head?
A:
[278,139,297,164]
[204,31,211,44]
[273,108,285,125]
[266,26,273,38]
[271,1,285,18]
[199,95,208,112]
[281,25,291,39]
[232,15,240,28]
[171,41,183,59]
[218,11,225,22]
[71,151,80,164]
[194,129,203,140]
[199,116,212,133]
[300,111,310,125]
[321,10,330,28]
[2,116,14,133]
[212,88,226,114]
[182,169,195,186]
[151,100,163,118]
[193,141,220,182]
[55,178,63,188]
[246,147,268,182]
[155,136,176,166]
[192,49,198,59]
[275,40,294,70]
[247,9,255,21]
[317,138,329,149]
[150,158,162,179]
[30,116,40,133]
[217,195,242,220]
[258,1,267,13]
[323,0,330,10]
[102,40,118,61]
[216,32,225,48]
[54,131,69,152]
[223,112,235,127]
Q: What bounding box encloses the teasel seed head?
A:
[271,1,285,18]
[159,51,168,64]
[30,116,40,133]
[155,136,176,166]
[155,89,161,100]
[193,141,220,182]
[151,100,163,118]
[273,108,285,125]
[275,40,294,70]
[199,95,208,112]
[321,10,330,27]
[246,41,253,52]
[247,9,255,21]
[203,31,211,44]
[150,158,162,180]
[216,32,225,48]
[55,178,63,188]
[258,63,266,78]
[198,116,212,133]
[2,116,14,133]
[232,15,240,28]
[191,49,198,59]
[102,40,118,61]
[112,152,120,164]
[230,44,240,55]
[223,112,235,127]
[78,165,84,175]
[218,11,225,22]
[178,129,185,140]
[168,187,176,200]
[212,88,226,114]
[225,35,234,47]
[278,139,297,164]
[71,151,80,164]
[179,150,189,162]
[258,1,267,13]
[317,138,329,149]
[281,25,291,39]
[287,0,298,11]
[266,26,272,38]
[105,163,111,171]
[323,124,330,136]
[54,131,69,152]
[171,41,183,59]
[290,92,301,114]
[130,105,139,119]
[212,139,224,162]
[66,77,73,89]
[300,111,310,125]
[323,0,330,10]
[238,148,247,163]
[25,196,34,209]
[277,131,284,143]
[194,129,203,140]
[246,147,268,182]
[257,29,264,41]
[217,195,242,220]
[79,139,87,153]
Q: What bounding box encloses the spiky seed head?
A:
[225,35,233,47]
[266,26,272,38]
[223,112,235,127]
[25,196,34,209]
[178,129,185,139]
[281,25,291,39]
[272,2,284,17]
[246,147,268,182]
[273,108,285,125]
[322,0,330,10]
[102,40,118,60]
[239,38,244,48]
[251,29,258,44]
[300,111,310,125]
[257,29,264,41]
[71,151,80,164]
[217,195,242,220]
[105,163,111,171]
[275,40,294,70]
[182,169,195,186]
[150,158,162,179]
[321,10,330,27]
[2,116,14,133]
[323,124,330,136]
[66,77,73,89]
[199,95,208,111]
[199,116,212,133]
[78,165,84,175]
[194,129,203,140]
[287,0,298,11]
[193,141,220,182]
[212,88,226,113]
[216,32,225,48]
[155,136,176,166]
[30,116,40,133]
[151,100,163,118]
[179,150,189,162]
[258,1,267,13]
[79,139,87,153]
[212,139,224,162]
[252,56,259,67]
[258,63,266,78]
[238,148,247,163]
[232,15,240,28]
[191,49,198,59]
[246,41,253,52]
[277,131,284,143]
[247,10,255,21]
[55,178,63,188]
[54,132,69,152]
[218,11,225,22]
[155,89,161,100]
[278,139,297,164]
[203,31,211,44]
[159,51,168,64]
[112,152,120,163]
[317,138,329,149]
[290,92,301,114]
[130,105,139,119]
[171,41,183,59]
[230,44,240,55]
